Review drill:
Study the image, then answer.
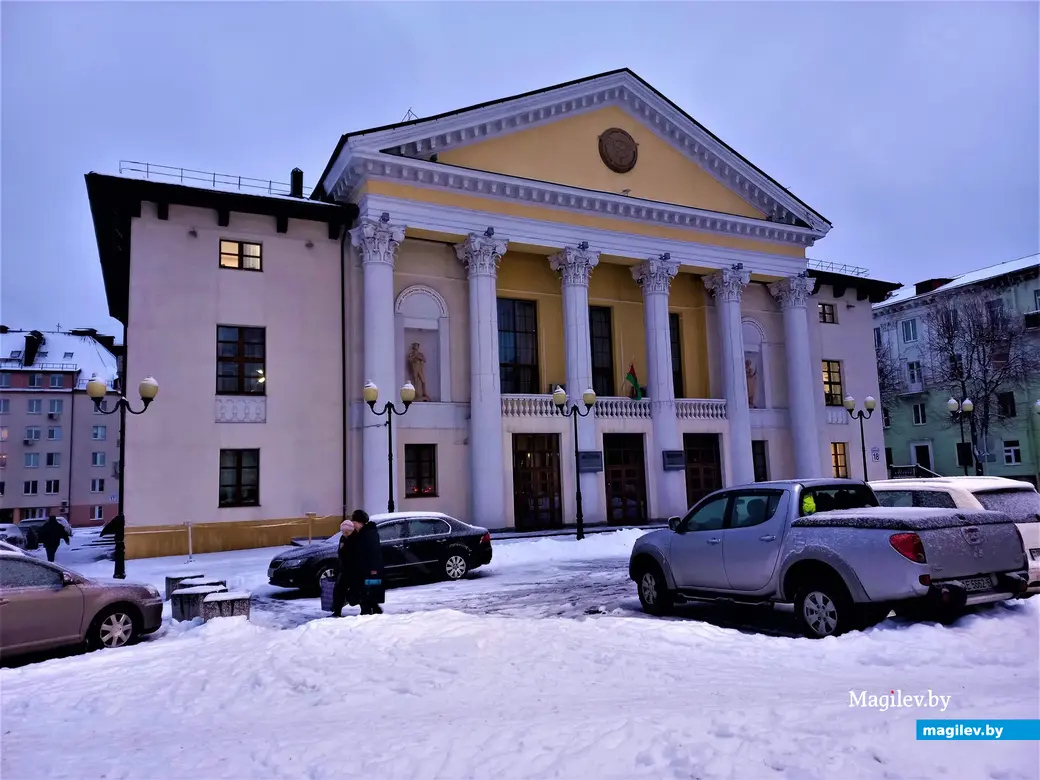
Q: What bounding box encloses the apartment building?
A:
[872,254,1040,483]
[0,329,121,525]
[84,69,899,558]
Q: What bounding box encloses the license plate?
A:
[961,575,993,592]
[1030,548,1040,561]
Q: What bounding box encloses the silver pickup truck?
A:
[629,479,1030,638]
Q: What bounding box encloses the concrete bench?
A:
[164,572,205,601]
[178,576,228,591]
[202,591,252,622]
[171,585,228,621]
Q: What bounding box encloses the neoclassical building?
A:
[86,69,898,557]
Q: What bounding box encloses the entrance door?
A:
[512,434,563,531]
[604,434,647,525]
[683,433,723,508]
[912,444,932,472]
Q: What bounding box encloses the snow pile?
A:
[489,528,646,568]
[2,600,1036,779]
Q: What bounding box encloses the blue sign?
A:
[917,719,1040,740]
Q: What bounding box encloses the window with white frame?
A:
[27,399,41,414]
[873,327,882,350]
[912,403,927,426]
[901,318,918,343]
[882,407,891,428]
[47,427,61,441]
[0,373,9,387]
[90,478,105,493]
[0,399,8,414]
[1003,440,1022,465]
[92,425,106,440]
[46,452,61,468]
[45,479,60,495]
[49,374,63,389]
[906,361,922,385]
[91,452,106,467]
[23,480,38,496]
[90,506,104,521]
[24,453,39,468]
[23,508,46,520]
[48,399,63,415]
[28,374,42,388]
[25,427,40,441]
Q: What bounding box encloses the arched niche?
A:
[741,317,770,409]
[395,285,450,402]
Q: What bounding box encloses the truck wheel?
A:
[794,579,853,638]
[636,561,674,616]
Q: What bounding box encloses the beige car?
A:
[0,552,164,659]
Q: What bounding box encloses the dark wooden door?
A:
[512,434,563,531]
[604,434,647,524]
[684,433,723,508]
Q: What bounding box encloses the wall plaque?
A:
[662,450,686,471]
[598,127,638,173]
[578,450,604,474]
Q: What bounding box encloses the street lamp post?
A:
[842,394,876,480]
[363,381,415,513]
[946,397,975,476]
[85,374,159,579]
[552,386,596,541]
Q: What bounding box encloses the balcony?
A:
[500,395,726,420]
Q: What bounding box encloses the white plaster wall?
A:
[124,203,344,527]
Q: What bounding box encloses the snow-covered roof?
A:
[871,477,1037,494]
[874,253,1039,310]
[0,330,119,390]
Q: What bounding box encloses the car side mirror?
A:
[61,572,74,586]
[668,516,681,532]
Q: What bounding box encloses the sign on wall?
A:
[662,450,687,471]
[870,447,881,463]
[577,451,603,474]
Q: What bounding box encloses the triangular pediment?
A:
[319,70,830,235]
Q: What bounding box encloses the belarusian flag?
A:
[625,362,643,400]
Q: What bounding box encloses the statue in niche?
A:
[745,357,758,408]
[407,342,431,401]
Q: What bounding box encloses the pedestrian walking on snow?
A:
[39,515,70,563]
[332,509,385,617]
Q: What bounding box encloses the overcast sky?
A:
[2,2,1037,337]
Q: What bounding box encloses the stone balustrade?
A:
[675,399,728,420]
[501,394,729,420]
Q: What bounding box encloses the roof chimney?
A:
[290,168,304,198]
[914,277,954,296]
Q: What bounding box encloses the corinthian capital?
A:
[350,216,405,267]
[768,273,816,309]
[455,232,508,278]
[550,244,599,287]
[632,254,680,296]
[703,264,751,303]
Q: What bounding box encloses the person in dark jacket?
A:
[332,510,385,616]
[39,515,70,562]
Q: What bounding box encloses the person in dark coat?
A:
[332,509,385,617]
[39,515,70,562]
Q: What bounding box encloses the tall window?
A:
[589,306,615,398]
[497,298,539,394]
[912,403,927,426]
[46,453,61,468]
[92,425,106,440]
[216,326,266,395]
[1034,289,1040,311]
[882,407,891,428]
[901,318,918,343]
[751,440,769,482]
[830,442,849,478]
[219,240,262,271]
[0,373,9,388]
[92,452,106,467]
[821,360,844,406]
[23,480,38,496]
[28,399,41,415]
[0,399,8,414]
[818,303,837,324]
[669,312,683,398]
[219,449,259,507]
[1003,440,1022,465]
[997,391,1017,418]
[873,327,882,350]
[906,361,922,385]
[90,478,105,493]
[48,399,63,415]
[404,444,438,497]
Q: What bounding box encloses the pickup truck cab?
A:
[629,479,1030,638]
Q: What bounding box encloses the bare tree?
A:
[874,339,901,407]
[925,292,1040,471]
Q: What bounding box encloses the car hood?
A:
[272,543,331,564]
[82,577,159,596]
[632,528,671,554]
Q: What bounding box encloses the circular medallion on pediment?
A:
[598,127,638,173]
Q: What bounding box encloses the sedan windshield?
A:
[974,489,1040,523]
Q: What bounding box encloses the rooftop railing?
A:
[118,160,313,198]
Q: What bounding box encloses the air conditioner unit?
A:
[47,412,60,420]
[22,438,34,446]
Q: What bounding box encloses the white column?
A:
[455,232,509,527]
[769,273,824,478]
[550,244,602,524]
[632,254,688,517]
[351,216,405,515]
[703,264,755,485]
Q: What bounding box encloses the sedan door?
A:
[403,518,454,576]
[721,490,787,591]
[0,558,85,655]
[668,494,731,590]
[376,521,409,575]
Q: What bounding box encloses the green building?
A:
[872,254,1040,485]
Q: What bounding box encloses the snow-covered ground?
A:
[3,532,1039,779]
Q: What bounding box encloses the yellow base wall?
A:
[125,516,344,559]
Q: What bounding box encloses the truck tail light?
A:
[890,532,927,564]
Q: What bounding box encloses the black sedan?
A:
[267,512,492,592]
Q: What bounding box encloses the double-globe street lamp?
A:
[946,397,975,476]
[842,394,876,480]
[85,373,159,579]
[552,386,596,541]
[363,381,415,513]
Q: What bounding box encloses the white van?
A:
[870,476,1040,595]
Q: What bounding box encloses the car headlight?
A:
[279,559,304,568]
[145,585,161,599]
